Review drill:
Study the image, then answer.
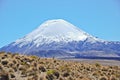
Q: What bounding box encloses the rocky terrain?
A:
[0,52,120,80]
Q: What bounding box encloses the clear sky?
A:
[0,0,120,47]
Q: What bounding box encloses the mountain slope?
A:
[0,19,120,58]
[12,19,99,47]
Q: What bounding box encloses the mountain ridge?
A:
[0,19,120,58]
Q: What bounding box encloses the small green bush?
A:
[47,70,55,75]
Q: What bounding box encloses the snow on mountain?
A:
[0,19,120,58]
[13,19,99,47]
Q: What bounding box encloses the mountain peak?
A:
[16,19,96,47]
[0,19,120,58]
[38,19,77,30]
[39,19,70,28]
[44,19,66,23]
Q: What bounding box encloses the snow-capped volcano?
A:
[14,19,98,47]
[0,19,120,58]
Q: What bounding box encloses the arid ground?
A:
[0,52,120,80]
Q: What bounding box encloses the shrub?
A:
[27,71,36,76]
[1,57,5,59]
[21,71,27,77]
[46,70,55,79]
[30,55,38,59]
[46,74,54,80]
[0,73,9,80]
[68,76,74,80]
[47,70,59,79]
[53,71,59,79]
[54,60,57,63]
[4,54,7,57]
[13,66,17,72]
[21,62,26,65]
[10,74,15,78]
[8,63,13,67]
[99,76,108,80]
[19,66,25,71]
[0,66,2,70]
[63,72,70,77]
[9,68,14,73]
[39,66,46,72]
[115,74,120,78]
[1,60,8,65]
[95,63,101,67]
[47,70,55,75]
[13,60,17,64]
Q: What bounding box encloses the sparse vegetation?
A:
[95,62,101,67]
[0,52,120,80]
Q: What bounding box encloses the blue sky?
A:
[0,0,120,47]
